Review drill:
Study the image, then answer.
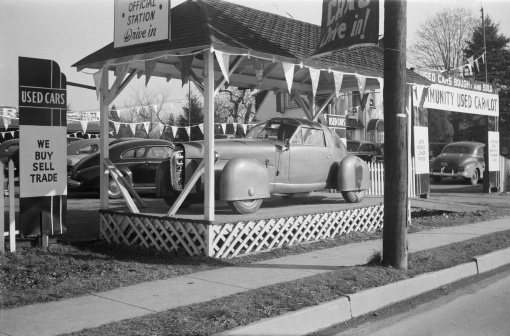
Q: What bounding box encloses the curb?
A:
[217,248,510,336]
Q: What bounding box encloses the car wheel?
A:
[163,195,193,208]
[227,199,263,214]
[432,176,442,183]
[108,178,122,199]
[341,190,366,203]
[468,169,479,185]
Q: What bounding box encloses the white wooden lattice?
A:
[99,204,384,258]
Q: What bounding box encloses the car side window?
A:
[368,144,375,152]
[477,147,485,156]
[301,128,325,146]
[146,146,172,159]
[121,147,146,159]
[77,144,99,154]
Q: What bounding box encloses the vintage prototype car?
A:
[68,139,174,198]
[156,118,371,214]
[430,141,485,185]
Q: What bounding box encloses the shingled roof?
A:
[74,0,429,90]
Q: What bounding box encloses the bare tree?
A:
[215,87,256,124]
[121,84,176,138]
[408,8,477,72]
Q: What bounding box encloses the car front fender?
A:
[336,155,371,191]
[220,157,271,201]
[155,158,175,197]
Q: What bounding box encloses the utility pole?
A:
[382,0,408,269]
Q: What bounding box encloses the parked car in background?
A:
[68,139,174,198]
[67,138,102,170]
[347,140,380,163]
[156,117,371,214]
[0,139,19,164]
[430,141,485,185]
[67,137,84,145]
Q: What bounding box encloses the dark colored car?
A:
[68,139,174,198]
[347,140,380,163]
[430,141,485,185]
[0,139,20,164]
[156,117,371,214]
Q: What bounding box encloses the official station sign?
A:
[114,0,171,48]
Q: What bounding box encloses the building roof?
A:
[73,0,429,94]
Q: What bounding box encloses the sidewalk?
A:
[1,218,509,336]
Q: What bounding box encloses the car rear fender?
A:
[219,157,271,201]
[336,155,371,191]
[115,167,133,186]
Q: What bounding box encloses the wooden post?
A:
[99,68,110,210]
[9,160,15,253]
[0,162,4,254]
[382,0,408,270]
[203,50,215,221]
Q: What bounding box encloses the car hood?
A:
[431,153,476,168]
[181,138,280,162]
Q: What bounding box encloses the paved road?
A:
[314,266,510,336]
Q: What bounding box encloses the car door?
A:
[283,127,331,190]
[118,146,147,186]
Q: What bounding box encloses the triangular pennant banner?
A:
[467,62,472,73]
[145,59,157,86]
[10,131,14,137]
[241,124,247,133]
[179,55,194,87]
[356,75,367,96]
[171,126,178,135]
[309,68,321,97]
[153,104,158,112]
[233,123,238,131]
[93,68,103,100]
[332,72,344,98]
[220,123,226,134]
[3,117,10,130]
[80,121,89,134]
[420,87,429,109]
[282,62,295,93]
[129,123,137,136]
[198,124,204,133]
[185,127,190,136]
[415,85,424,105]
[115,63,128,83]
[114,122,120,133]
[143,122,150,133]
[475,58,480,72]
[215,50,231,83]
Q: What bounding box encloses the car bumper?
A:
[430,168,469,178]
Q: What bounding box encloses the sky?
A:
[1,0,510,113]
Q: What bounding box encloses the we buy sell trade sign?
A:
[18,57,67,236]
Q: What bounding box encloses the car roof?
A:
[0,139,19,150]
[258,117,324,129]
[445,141,484,148]
[108,138,174,151]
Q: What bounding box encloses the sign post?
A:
[18,57,67,238]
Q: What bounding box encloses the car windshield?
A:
[346,142,359,152]
[443,146,470,154]
[246,121,298,142]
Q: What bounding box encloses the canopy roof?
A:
[73,0,429,95]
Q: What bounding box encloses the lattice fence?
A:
[100,204,384,258]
